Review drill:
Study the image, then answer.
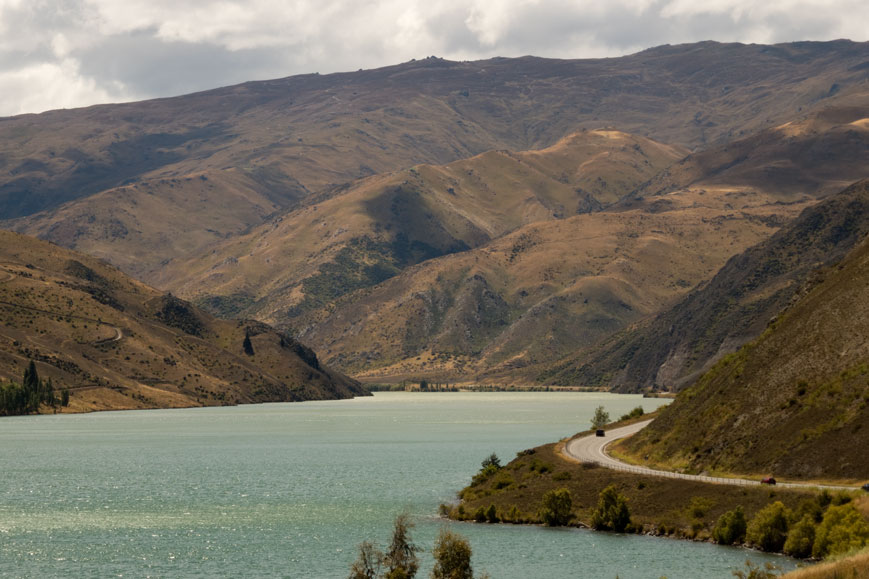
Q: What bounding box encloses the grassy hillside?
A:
[0,231,365,413]
[617,226,869,480]
[2,41,867,280]
[542,180,869,392]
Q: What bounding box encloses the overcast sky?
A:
[0,0,866,117]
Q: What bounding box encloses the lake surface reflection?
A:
[0,392,798,577]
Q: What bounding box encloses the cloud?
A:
[0,0,866,116]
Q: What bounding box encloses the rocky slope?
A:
[619,220,869,480]
[543,180,869,391]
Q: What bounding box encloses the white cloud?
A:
[0,0,866,116]
[0,59,128,116]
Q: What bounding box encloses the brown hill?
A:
[291,190,809,381]
[0,231,364,413]
[543,180,869,391]
[154,129,684,319]
[3,41,867,280]
[618,219,869,480]
[628,105,869,201]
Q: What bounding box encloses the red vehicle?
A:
[761,477,776,485]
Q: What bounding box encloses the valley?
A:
[1,36,868,577]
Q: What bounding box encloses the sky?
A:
[0,0,866,117]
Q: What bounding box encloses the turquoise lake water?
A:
[0,392,799,578]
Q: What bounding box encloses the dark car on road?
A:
[761,477,776,485]
[595,429,605,437]
[863,483,869,492]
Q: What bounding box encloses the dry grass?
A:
[782,548,869,578]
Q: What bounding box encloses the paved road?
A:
[563,419,857,491]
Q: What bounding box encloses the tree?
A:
[349,541,383,579]
[746,501,790,552]
[23,359,39,393]
[812,503,869,559]
[243,332,254,356]
[61,389,70,407]
[383,513,419,579]
[590,406,610,429]
[480,453,500,470]
[712,506,747,546]
[591,484,631,532]
[539,488,573,526]
[783,515,816,558]
[431,528,473,579]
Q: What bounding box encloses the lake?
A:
[0,392,798,578]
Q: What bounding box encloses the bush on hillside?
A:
[747,501,790,552]
[591,485,631,532]
[812,503,869,559]
[712,506,747,546]
[783,514,817,558]
[539,488,573,526]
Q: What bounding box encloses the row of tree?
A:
[712,494,869,558]
[349,514,481,579]
[0,360,69,416]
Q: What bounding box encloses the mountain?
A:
[158,104,868,381]
[3,41,867,281]
[627,105,869,201]
[292,198,795,381]
[0,230,364,413]
[153,129,685,319]
[542,180,869,391]
[619,216,869,480]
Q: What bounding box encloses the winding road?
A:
[563,419,857,491]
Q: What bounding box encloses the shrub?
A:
[712,506,747,546]
[812,503,869,559]
[619,406,645,421]
[473,507,487,523]
[491,473,514,490]
[539,488,573,526]
[732,560,781,579]
[591,485,631,533]
[746,501,790,552]
[485,505,498,523]
[431,528,473,579]
[783,515,816,558]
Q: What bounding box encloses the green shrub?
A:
[552,471,571,482]
[485,504,498,523]
[491,473,514,490]
[539,488,573,526]
[619,406,645,421]
[783,515,816,558]
[591,485,631,532]
[431,528,473,579]
[712,506,747,546]
[812,503,869,559]
[473,507,487,523]
[746,501,790,552]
